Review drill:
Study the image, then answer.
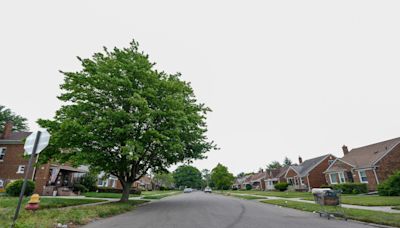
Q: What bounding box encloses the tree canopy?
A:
[153,172,175,189]
[266,161,282,170]
[173,165,202,189]
[283,157,292,166]
[0,105,28,132]
[211,163,234,190]
[38,40,216,201]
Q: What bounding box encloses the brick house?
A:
[249,170,266,190]
[324,137,400,191]
[264,166,288,190]
[284,154,336,191]
[0,122,85,195]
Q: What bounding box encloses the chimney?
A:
[342,145,349,155]
[1,121,13,139]
[298,156,303,164]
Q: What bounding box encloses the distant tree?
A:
[211,163,234,190]
[153,172,175,189]
[237,172,246,178]
[173,165,202,189]
[0,105,28,132]
[283,157,292,166]
[202,169,211,187]
[266,161,282,169]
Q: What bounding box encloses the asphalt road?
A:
[83,191,377,228]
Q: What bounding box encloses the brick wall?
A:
[308,155,336,188]
[375,144,400,183]
[0,144,33,185]
[0,143,50,193]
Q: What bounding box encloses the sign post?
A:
[11,130,50,228]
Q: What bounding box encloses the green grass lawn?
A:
[231,195,268,200]
[84,190,180,199]
[300,195,400,206]
[262,199,400,227]
[0,200,148,227]
[142,192,180,200]
[0,196,105,209]
[141,190,180,196]
[228,190,400,207]
[83,192,141,198]
[225,190,312,198]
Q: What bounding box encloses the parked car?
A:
[204,187,212,193]
[183,188,193,193]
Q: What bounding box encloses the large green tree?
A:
[173,165,202,189]
[153,172,175,189]
[38,41,216,202]
[0,105,28,132]
[211,163,234,190]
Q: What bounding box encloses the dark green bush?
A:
[245,184,252,190]
[331,183,368,194]
[77,174,98,192]
[6,179,35,196]
[378,171,400,196]
[73,183,89,193]
[274,182,289,191]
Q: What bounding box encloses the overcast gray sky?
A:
[1,1,400,175]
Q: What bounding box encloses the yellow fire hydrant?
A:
[25,194,40,211]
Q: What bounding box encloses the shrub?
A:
[245,184,252,190]
[77,174,98,192]
[378,171,400,196]
[73,183,89,193]
[6,179,35,196]
[274,182,289,191]
[331,183,368,194]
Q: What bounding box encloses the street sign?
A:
[12,130,51,227]
[24,130,50,155]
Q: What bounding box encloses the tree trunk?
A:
[120,181,132,202]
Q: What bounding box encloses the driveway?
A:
[83,191,378,228]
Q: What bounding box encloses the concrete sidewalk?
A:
[227,193,400,214]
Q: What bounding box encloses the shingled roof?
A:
[288,154,332,177]
[340,137,400,169]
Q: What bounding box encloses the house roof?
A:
[250,171,266,182]
[340,137,400,169]
[0,131,31,144]
[288,154,332,177]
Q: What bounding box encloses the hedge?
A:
[274,182,289,191]
[331,183,367,194]
[378,171,400,196]
[6,179,35,196]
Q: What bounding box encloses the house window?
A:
[287,177,294,185]
[358,170,368,183]
[338,172,346,183]
[329,173,338,184]
[329,172,346,184]
[109,179,116,188]
[328,159,334,165]
[17,165,25,174]
[0,179,4,188]
[97,178,105,187]
[0,148,6,161]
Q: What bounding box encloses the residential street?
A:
[83,192,376,228]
